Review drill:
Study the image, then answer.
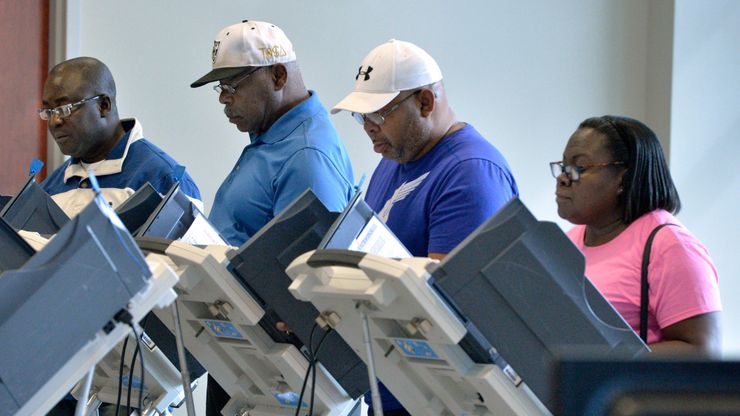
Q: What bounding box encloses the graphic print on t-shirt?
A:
[378,171,430,222]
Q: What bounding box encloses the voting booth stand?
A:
[140,239,357,416]
[14,236,191,416]
[286,250,551,416]
[0,194,181,416]
[2,169,654,416]
[67,275,192,416]
[1,172,361,415]
[68,257,183,416]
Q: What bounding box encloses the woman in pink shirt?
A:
[552,115,722,356]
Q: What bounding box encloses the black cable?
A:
[114,336,130,416]
[126,340,140,415]
[309,353,318,416]
[308,328,332,416]
[294,360,314,416]
[112,310,149,415]
[130,323,147,413]
[294,324,319,416]
[312,328,332,361]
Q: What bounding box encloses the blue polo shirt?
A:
[209,91,354,246]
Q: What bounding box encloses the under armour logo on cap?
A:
[356,65,373,81]
[331,39,443,115]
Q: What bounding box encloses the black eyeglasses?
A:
[550,161,625,181]
[351,90,420,126]
[213,67,264,94]
[37,95,103,120]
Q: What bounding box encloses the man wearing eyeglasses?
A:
[40,56,201,217]
[41,57,203,416]
[331,39,519,415]
[190,20,354,415]
[191,20,354,250]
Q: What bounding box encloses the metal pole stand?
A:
[171,301,197,416]
[358,301,383,416]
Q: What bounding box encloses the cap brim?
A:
[190,66,252,88]
[330,90,400,114]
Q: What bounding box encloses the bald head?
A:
[48,57,118,106]
[43,57,124,162]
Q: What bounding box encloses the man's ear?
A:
[271,64,288,90]
[418,88,435,117]
[98,95,112,117]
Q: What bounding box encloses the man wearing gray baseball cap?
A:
[191,20,355,415]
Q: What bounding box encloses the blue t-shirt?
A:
[43,118,201,217]
[364,123,518,411]
[366,123,518,257]
[208,91,355,246]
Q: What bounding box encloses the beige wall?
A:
[65,0,737,356]
[671,0,740,357]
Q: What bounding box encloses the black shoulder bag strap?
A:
[640,223,678,343]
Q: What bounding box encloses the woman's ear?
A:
[616,168,628,194]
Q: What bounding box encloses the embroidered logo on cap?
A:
[259,45,288,61]
[212,41,221,64]
[356,65,373,81]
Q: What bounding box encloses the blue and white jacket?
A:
[42,118,202,217]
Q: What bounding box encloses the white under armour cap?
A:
[191,20,296,88]
[331,39,443,114]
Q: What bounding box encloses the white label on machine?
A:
[349,216,411,258]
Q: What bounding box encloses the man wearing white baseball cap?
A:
[191,20,355,414]
[332,39,519,414]
[191,20,354,247]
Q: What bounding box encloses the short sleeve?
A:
[648,230,722,329]
[428,159,517,254]
[178,172,203,201]
[273,148,353,215]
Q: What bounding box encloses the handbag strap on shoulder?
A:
[640,223,678,343]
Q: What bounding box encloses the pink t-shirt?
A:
[567,209,722,344]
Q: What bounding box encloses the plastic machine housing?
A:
[429,197,649,411]
[138,236,357,416]
[114,182,163,234]
[0,216,35,273]
[0,195,179,415]
[226,190,369,399]
[553,358,740,416]
[286,250,551,416]
[0,174,69,234]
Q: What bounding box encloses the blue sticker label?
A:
[202,320,245,339]
[121,375,143,390]
[273,391,307,408]
[393,338,440,360]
